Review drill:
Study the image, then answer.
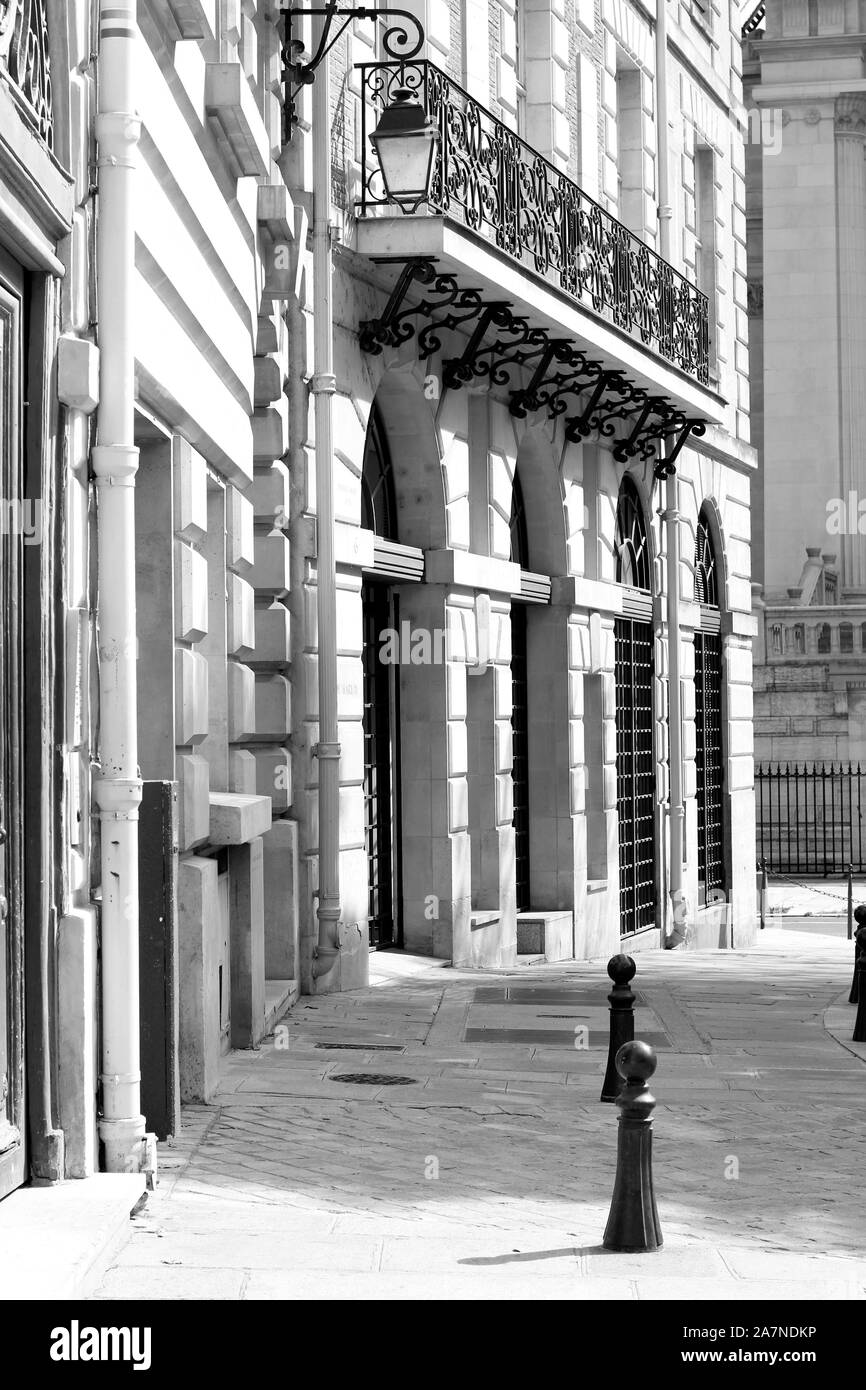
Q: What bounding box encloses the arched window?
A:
[694,513,719,606]
[614,478,651,590]
[361,404,397,540]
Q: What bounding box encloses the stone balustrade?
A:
[764,606,866,661]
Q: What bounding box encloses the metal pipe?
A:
[663,464,687,947]
[656,0,672,260]
[310,18,342,981]
[93,0,146,1172]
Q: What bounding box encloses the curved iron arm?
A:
[282,4,425,132]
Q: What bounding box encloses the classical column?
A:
[835,94,866,596]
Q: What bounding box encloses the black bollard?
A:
[850,914,866,1004]
[600,954,636,1103]
[603,1040,663,1253]
[854,938,866,1043]
[759,858,768,930]
[848,866,855,942]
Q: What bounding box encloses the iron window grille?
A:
[694,512,725,903]
[361,406,401,949]
[614,478,657,936]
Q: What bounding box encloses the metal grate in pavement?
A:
[314,1042,404,1051]
[329,1073,418,1085]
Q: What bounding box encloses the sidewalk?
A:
[94,925,866,1301]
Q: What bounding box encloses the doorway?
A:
[0,263,26,1199]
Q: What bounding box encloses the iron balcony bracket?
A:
[511,346,605,422]
[449,322,552,396]
[440,303,516,390]
[359,263,499,361]
[653,419,708,479]
[359,265,708,471]
[358,258,437,354]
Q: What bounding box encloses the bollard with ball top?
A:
[603,1040,663,1253]
[853,930,866,1042]
[600,954,636,1103]
[849,911,866,1004]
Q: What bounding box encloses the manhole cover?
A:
[314,1042,403,1051]
[329,1073,417,1086]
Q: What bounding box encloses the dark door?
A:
[511,602,530,911]
[362,582,401,949]
[695,631,725,904]
[615,617,657,936]
[0,270,26,1199]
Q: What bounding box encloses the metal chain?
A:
[764,866,852,906]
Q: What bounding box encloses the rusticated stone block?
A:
[228,660,255,741]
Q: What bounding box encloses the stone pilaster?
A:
[835,94,866,596]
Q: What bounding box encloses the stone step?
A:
[0,1173,146,1300]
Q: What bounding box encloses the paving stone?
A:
[92,927,865,1301]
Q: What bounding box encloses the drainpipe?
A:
[656,0,672,261]
[310,18,342,980]
[662,466,688,947]
[656,2,687,946]
[92,0,147,1169]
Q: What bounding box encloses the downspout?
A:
[92,0,147,1169]
[656,0,688,947]
[310,18,342,980]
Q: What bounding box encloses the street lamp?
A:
[369,87,438,213]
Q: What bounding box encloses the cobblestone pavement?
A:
[95,925,866,1301]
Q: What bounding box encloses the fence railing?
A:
[357,59,710,386]
[756,762,866,875]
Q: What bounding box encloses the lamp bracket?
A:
[282,4,425,133]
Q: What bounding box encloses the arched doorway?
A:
[509,472,530,911]
[694,510,726,904]
[613,477,657,936]
[361,404,402,948]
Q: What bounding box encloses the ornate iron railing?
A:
[0,0,53,149]
[358,61,710,385]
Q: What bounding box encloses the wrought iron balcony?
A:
[357,60,709,387]
[0,0,53,149]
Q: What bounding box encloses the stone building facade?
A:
[746,1,866,864]
[1,0,757,1200]
[284,0,758,992]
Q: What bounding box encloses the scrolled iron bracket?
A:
[653,419,707,480]
[282,3,425,132]
[358,262,500,362]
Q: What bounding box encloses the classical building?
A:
[283,0,757,990]
[746,1,866,869]
[2,0,757,1206]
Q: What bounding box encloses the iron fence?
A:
[755,762,866,875]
